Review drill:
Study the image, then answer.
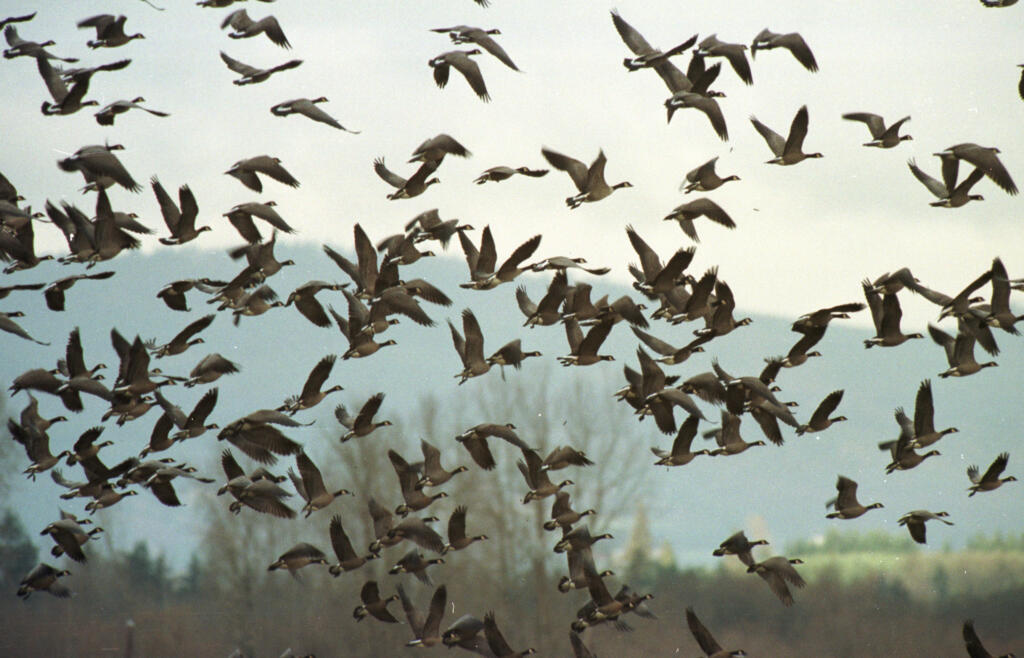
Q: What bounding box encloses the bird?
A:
[609,10,696,71]
[373,158,440,200]
[825,475,883,519]
[95,97,169,126]
[277,355,344,415]
[267,543,329,575]
[219,51,302,85]
[36,55,130,116]
[681,157,740,193]
[399,584,447,647]
[288,452,351,517]
[352,581,399,623]
[221,9,290,48]
[663,197,736,242]
[4,25,77,61]
[686,607,747,657]
[652,415,711,466]
[862,280,924,348]
[217,409,306,465]
[428,50,490,101]
[442,506,488,553]
[328,515,376,575]
[934,143,1017,195]
[389,449,448,516]
[455,422,530,470]
[884,407,941,474]
[962,619,1016,658]
[664,89,729,141]
[713,530,769,567]
[270,97,358,132]
[58,143,141,192]
[747,556,805,606]
[842,113,912,148]
[150,177,208,245]
[751,105,822,165]
[696,34,752,84]
[796,390,846,435]
[459,225,541,289]
[898,510,953,544]
[185,353,240,387]
[224,201,295,243]
[519,448,573,503]
[558,318,615,366]
[17,564,72,600]
[967,453,1016,496]
[417,439,468,488]
[543,491,596,531]
[77,15,144,48]
[708,410,766,456]
[928,324,998,378]
[474,166,548,184]
[907,158,986,207]
[751,28,818,71]
[541,148,633,208]
[146,313,215,358]
[430,25,519,71]
[0,311,48,345]
[226,155,299,192]
[449,309,491,383]
[906,379,959,448]
[335,393,391,441]
[483,611,536,657]
[286,281,346,328]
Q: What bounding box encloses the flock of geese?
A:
[1,2,1022,657]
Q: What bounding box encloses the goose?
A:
[746,556,805,606]
[541,148,633,208]
[632,327,708,364]
[277,355,343,415]
[713,530,768,567]
[516,271,567,327]
[454,422,529,470]
[41,517,102,563]
[18,394,67,435]
[270,97,357,132]
[353,581,399,623]
[377,233,435,267]
[484,612,536,657]
[985,257,1024,333]
[779,326,824,367]
[389,549,443,584]
[544,491,596,531]
[962,619,1016,658]
[862,280,923,347]
[85,486,139,514]
[663,197,736,242]
[934,143,1017,195]
[792,302,866,332]
[474,166,548,184]
[486,339,542,375]
[64,426,115,467]
[796,390,846,435]
[217,409,306,466]
[185,353,239,387]
[288,451,351,516]
[626,225,697,296]
[225,201,295,243]
[570,561,628,631]
[442,616,488,652]
[898,510,953,544]
[4,25,77,61]
[335,393,391,441]
[884,407,941,473]
[907,379,958,448]
[560,547,614,594]
[143,466,215,507]
[541,446,593,471]
[695,280,752,338]
[372,514,445,555]
[8,418,71,479]
[686,607,747,658]
[228,478,295,517]
[374,157,440,200]
[0,218,53,273]
[226,155,299,192]
[151,177,208,245]
[221,9,289,48]
[610,10,696,71]
[58,143,141,192]
[17,564,71,600]
[682,157,740,193]
[558,318,615,366]
[825,475,883,519]
[78,15,144,48]
[399,584,447,647]
[36,55,129,116]
[708,410,766,456]
[404,208,473,247]
[431,25,518,70]
[429,49,489,101]
[417,439,468,488]
[460,226,541,289]
[442,506,488,553]
[267,543,328,574]
[146,314,214,358]
[842,112,911,148]
[230,285,285,325]
[328,515,376,575]
[285,281,346,328]
[928,323,998,377]
[95,97,169,126]
[409,133,471,165]
[554,525,612,554]
[696,34,752,85]
[530,256,610,276]
[389,449,448,516]
[968,453,1016,496]
[329,304,398,359]
[219,51,302,85]
[751,105,822,165]
[652,415,711,466]
[0,311,48,345]
[665,91,729,140]
[751,28,817,71]
[157,279,222,313]
[908,157,985,207]
[230,231,294,277]
[450,308,491,383]
[519,447,573,503]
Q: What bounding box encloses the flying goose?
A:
[449,308,491,383]
[455,422,529,470]
[695,280,752,338]
[474,166,548,184]
[696,34,752,85]
[399,584,447,647]
[712,530,768,567]
[651,415,711,466]
[36,55,130,116]
[0,311,48,345]
[747,556,805,606]
[928,323,998,377]
[374,157,440,200]
[41,517,102,563]
[328,515,376,575]
[792,302,866,332]
[219,51,302,85]
[483,611,536,657]
[185,353,239,387]
[898,510,953,544]
[353,581,399,622]
[908,157,985,207]
[277,354,343,415]
[459,225,541,289]
[682,157,740,193]
[541,148,633,208]
[529,256,610,276]
[967,452,1016,496]
[558,318,614,366]
[686,607,747,658]
[17,564,71,600]
[544,491,596,531]
[335,393,391,441]
[663,197,736,242]
[431,25,518,71]
[404,208,472,247]
[226,155,299,192]
[230,285,285,325]
[153,387,219,443]
[751,105,822,165]
[267,543,329,574]
[389,449,448,516]
[708,410,766,456]
[906,379,958,448]
[519,447,573,503]
[288,451,351,516]
[221,9,289,48]
[225,201,295,242]
[665,91,729,140]
[610,10,696,70]
[517,271,567,327]
[884,407,941,474]
[825,475,883,519]
[271,97,357,132]
[429,49,489,101]
[417,439,468,488]
[58,143,141,192]
[329,304,398,359]
[77,15,144,48]
[751,28,818,71]
[228,478,295,517]
[217,409,306,465]
[842,113,911,148]
[4,25,77,61]
[796,390,846,435]
[862,280,923,347]
[151,177,208,245]
[934,143,1017,195]
[285,281,346,328]
[8,418,71,479]
[442,505,488,553]
[147,313,214,358]
[95,97,169,125]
